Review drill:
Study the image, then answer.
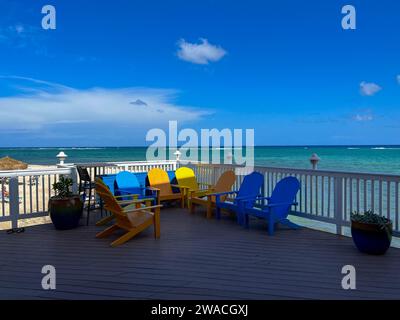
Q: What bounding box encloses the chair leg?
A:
[110,230,139,247]
[190,202,195,214]
[244,214,249,228]
[206,204,212,219]
[236,211,243,225]
[181,195,185,208]
[96,224,119,238]
[216,206,221,219]
[154,209,160,239]
[100,198,104,217]
[268,216,275,236]
[96,214,114,226]
[86,188,91,226]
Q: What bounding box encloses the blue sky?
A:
[0,0,400,146]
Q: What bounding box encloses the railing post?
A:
[334,176,344,235]
[70,167,79,194]
[8,177,20,229]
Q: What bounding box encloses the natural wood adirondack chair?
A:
[189,170,236,218]
[147,168,185,207]
[95,178,162,247]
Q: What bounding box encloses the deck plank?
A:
[0,207,399,299]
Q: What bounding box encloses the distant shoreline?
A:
[1,145,400,149]
[1,146,400,175]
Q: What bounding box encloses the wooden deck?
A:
[1,207,400,300]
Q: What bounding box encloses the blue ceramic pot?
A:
[49,196,83,230]
[351,220,392,255]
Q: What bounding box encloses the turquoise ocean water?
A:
[1,146,400,175]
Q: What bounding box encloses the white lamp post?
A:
[174,150,181,161]
[309,153,320,170]
[56,151,68,165]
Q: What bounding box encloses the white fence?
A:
[1,159,399,237]
[76,160,177,179]
[0,160,177,229]
[185,162,400,236]
[0,167,76,228]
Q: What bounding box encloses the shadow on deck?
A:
[0,207,399,300]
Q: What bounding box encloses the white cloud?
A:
[0,24,47,55]
[352,109,374,122]
[397,75,400,84]
[177,38,227,65]
[360,81,382,96]
[0,77,212,131]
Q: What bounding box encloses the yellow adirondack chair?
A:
[189,170,236,218]
[147,168,185,207]
[175,166,214,207]
[95,178,162,247]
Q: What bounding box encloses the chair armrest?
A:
[236,194,262,202]
[124,204,163,213]
[147,186,160,192]
[114,193,140,199]
[257,196,271,201]
[119,197,155,204]
[199,182,214,187]
[190,188,215,197]
[262,201,298,208]
[207,190,238,197]
[171,184,189,190]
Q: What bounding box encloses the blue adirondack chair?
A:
[242,176,301,235]
[114,171,157,203]
[214,172,264,223]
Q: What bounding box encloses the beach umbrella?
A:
[0,156,28,170]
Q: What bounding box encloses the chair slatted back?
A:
[147,168,173,196]
[95,178,132,226]
[235,172,264,208]
[175,167,198,191]
[269,177,300,219]
[211,170,236,202]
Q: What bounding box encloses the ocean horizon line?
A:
[1,144,400,149]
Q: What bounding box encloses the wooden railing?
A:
[0,167,76,228]
[184,162,400,236]
[1,159,399,237]
[75,160,178,180]
[0,160,177,229]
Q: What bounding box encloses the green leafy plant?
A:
[52,176,74,198]
[351,210,392,237]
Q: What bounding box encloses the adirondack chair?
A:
[242,176,301,235]
[95,177,157,226]
[189,170,236,218]
[175,167,214,207]
[212,172,264,223]
[147,168,185,207]
[114,171,158,202]
[95,178,162,247]
[114,171,143,197]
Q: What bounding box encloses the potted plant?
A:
[49,176,83,230]
[351,210,392,255]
